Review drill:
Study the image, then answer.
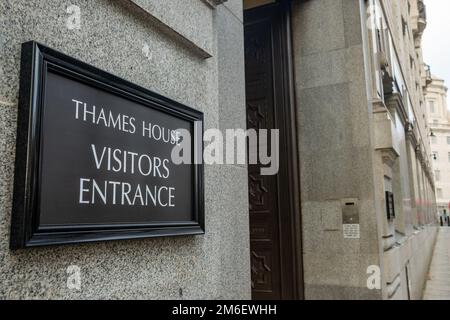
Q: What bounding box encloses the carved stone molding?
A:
[405,121,418,147]
[385,92,408,129]
[374,108,400,166]
[381,148,400,167]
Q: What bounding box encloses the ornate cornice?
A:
[385,92,409,129]
[405,121,418,147]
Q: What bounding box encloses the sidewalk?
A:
[423,228,450,300]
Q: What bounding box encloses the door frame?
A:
[244,0,304,300]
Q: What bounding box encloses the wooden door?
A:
[245,1,303,300]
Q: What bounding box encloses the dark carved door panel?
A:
[245,2,303,300]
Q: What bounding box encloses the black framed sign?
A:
[10,41,204,249]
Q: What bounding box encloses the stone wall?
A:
[291,0,384,299]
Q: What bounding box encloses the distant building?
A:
[426,76,450,218]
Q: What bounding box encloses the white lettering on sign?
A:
[343,224,360,239]
[71,99,181,144]
[79,178,175,207]
[90,144,170,178]
[71,98,181,209]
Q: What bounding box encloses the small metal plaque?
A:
[342,200,360,239]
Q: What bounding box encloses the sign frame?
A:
[10,41,205,249]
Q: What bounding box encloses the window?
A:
[448,152,450,162]
[433,151,439,161]
[430,101,436,113]
[437,188,443,199]
[435,171,441,182]
[447,136,450,145]
[432,136,437,144]
[434,120,439,125]
[402,17,408,36]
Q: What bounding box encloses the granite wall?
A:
[291,0,385,299]
[291,0,437,300]
[0,0,251,299]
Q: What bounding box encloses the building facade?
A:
[0,0,438,300]
[426,76,450,218]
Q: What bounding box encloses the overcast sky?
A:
[423,0,450,105]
